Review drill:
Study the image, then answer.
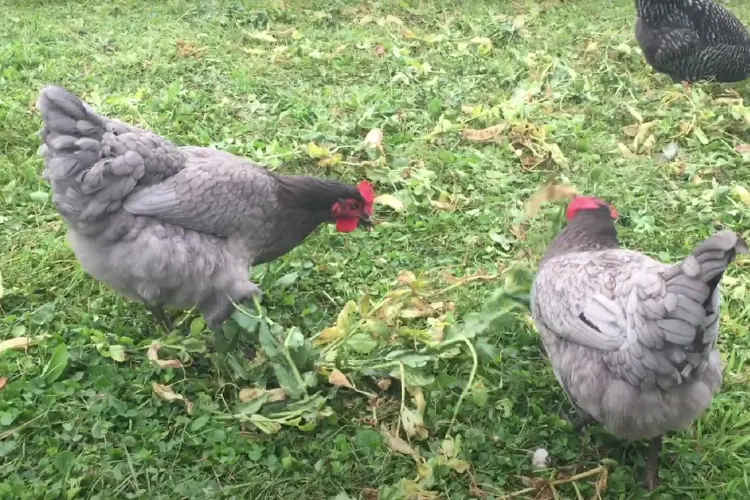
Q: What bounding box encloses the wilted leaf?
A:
[147,341,183,369]
[0,377,7,391]
[317,153,342,167]
[734,144,750,154]
[621,124,639,137]
[461,124,505,143]
[336,300,357,333]
[624,103,643,122]
[523,183,579,218]
[447,458,471,473]
[328,368,354,389]
[380,425,416,456]
[374,194,405,212]
[401,407,428,439]
[305,142,330,159]
[362,488,378,500]
[732,185,750,206]
[693,126,709,145]
[247,31,277,43]
[43,344,69,383]
[544,143,568,166]
[410,386,427,415]
[312,326,343,346]
[152,382,193,413]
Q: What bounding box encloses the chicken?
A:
[36,85,375,331]
[635,0,750,86]
[530,195,747,489]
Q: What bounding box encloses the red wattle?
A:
[336,217,358,233]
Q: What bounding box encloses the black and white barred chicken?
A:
[635,0,750,86]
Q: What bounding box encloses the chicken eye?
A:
[349,200,361,210]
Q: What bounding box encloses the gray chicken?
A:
[635,0,750,85]
[530,195,746,489]
[37,85,375,331]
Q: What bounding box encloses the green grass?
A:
[2,0,750,498]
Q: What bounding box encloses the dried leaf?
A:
[374,194,405,212]
[461,124,505,142]
[544,143,568,166]
[469,483,488,498]
[401,407,428,438]
[380,425,415,456]
[247,31,277,43]
[376,378,392,391]
[523,184,579,219]
[239,387,265,402]
[152,382,193,413]
[617,142,636,158]
[396,270,416,285]
[621,124,639,137]
[447,458,471,473]
[362,488,378,500]
[0,337,32,354]
[328,368,354,389]
[410,386,427,415]
[364,128,384,149]
[147,341,183,369]
[0,377,7,391]
[734,144,750,154]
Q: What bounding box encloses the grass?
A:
[1,0,750,498]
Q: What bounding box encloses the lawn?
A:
[1,0,750,498]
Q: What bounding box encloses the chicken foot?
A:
[147,305,174,332]
[201,281,263,331]
[642,435,662,490]
[572,414,595,433]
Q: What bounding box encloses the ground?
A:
[1,0,750,498]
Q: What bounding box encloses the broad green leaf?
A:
[274,271,300,288]
[343,333,378,354]
[190,415,210,432]
[43,344,69,384]
[249,414,282,434]
[258,324,281,359]
[30,302,55,325]
[54,451,75,476]
[235,393,271,416]
[189,317,206,335]
[273,364,303,399]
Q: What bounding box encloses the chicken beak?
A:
[358,212,373,230]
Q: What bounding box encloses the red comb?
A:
[357,181,375,204]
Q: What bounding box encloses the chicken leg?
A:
[642,435,662,490]
[200,280,263,331]
[147,305,174,332]
[572,414,595,433]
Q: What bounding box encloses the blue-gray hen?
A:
[635,0,750,83]
[37,85,375,331]
[531,196,746,490]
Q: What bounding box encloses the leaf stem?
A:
[445,338,477,438]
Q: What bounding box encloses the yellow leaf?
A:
[317,153,342,167]
[328,368,354,389]
[385,15,404,26]
[374,194,405,212]
[248,31,277,43]
[380,425,415,456]
[544,143,568,166]
[585,41,599,52]
[512,15,525,30]
[401,407,428,439]
[461,124,505,143]
[410,386,426,415]
[523,184,579,219]
[305,142,330,159]
[447,458,471,473]
[692,174,703,184]
[733,185,750,206]
[312,326,343,346]
[147,341,183,369]
[336,300,357,333]
[0,337,32,355]
[359,15,373,25]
